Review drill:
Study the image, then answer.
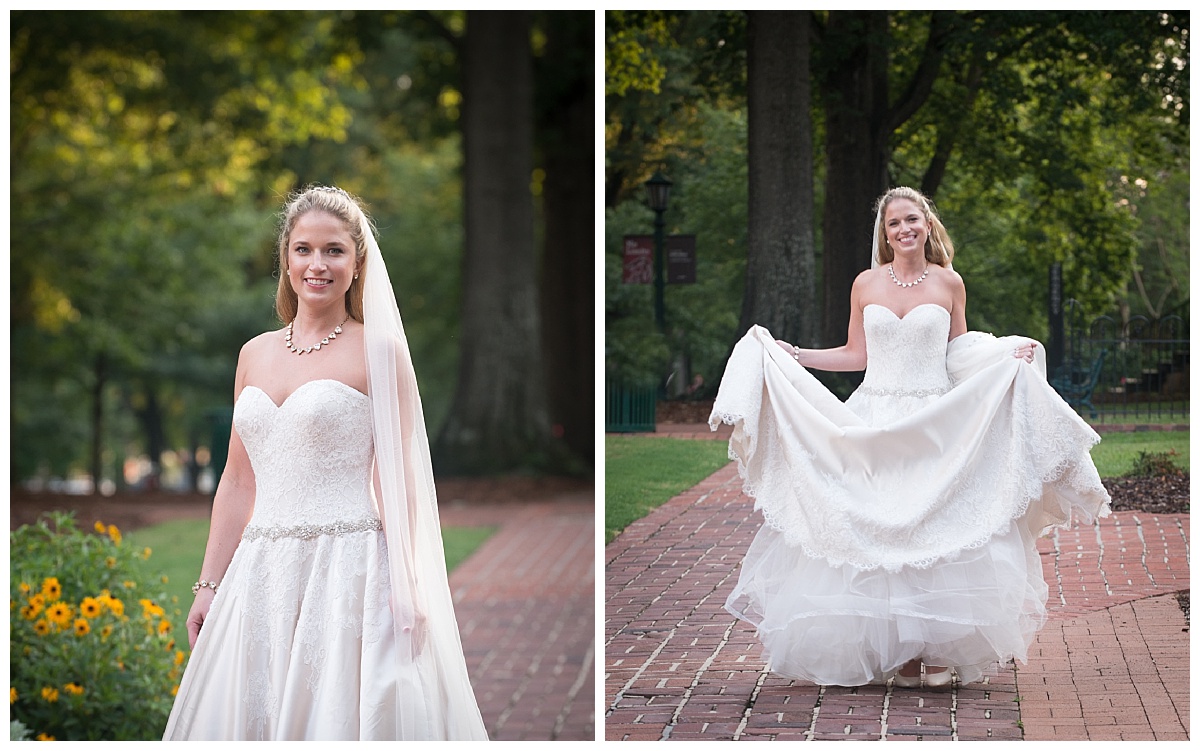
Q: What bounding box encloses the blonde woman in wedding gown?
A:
[711,187,1110,689]
[163,186,488,740]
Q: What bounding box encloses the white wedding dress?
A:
[163,379,487,740]
[711,304,1111,686]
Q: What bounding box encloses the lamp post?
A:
[644,172,672,333]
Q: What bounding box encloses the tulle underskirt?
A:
[725,520,1047,686]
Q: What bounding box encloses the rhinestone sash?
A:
[242,517,383,542]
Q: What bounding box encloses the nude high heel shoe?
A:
[924,666,953,689]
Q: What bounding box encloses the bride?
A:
[163,186,488,739]
[711,186,1110,688]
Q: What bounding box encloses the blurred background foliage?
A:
[12,10,593,489]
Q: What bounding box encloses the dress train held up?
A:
[710,305,1110,686]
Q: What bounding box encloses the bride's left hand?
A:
[1013,341,1037,363]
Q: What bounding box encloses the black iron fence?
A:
[1052,299,1189,424]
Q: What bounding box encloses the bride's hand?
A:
[775,340,798,357]
[390,592,428,658]
[186,589,215,650]
[1013,341,1037,363]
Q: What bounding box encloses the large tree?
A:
[433,11,566,474]
[737,11,817,347]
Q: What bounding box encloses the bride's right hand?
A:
[186,590,215,650]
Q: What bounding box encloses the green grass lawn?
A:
[605,435,732,543]
[1089,430,1189,477]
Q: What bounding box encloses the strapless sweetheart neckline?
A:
[864,302,950,321]
[240,379,368,409]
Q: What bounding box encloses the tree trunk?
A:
[819,11,890,347]
[434,11,561,474]
[737,11,817,347]
[537,11,594,469]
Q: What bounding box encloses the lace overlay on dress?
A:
[709,313,1110,573]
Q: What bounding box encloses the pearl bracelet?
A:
[791,345,802,362]
[192,579,219,596]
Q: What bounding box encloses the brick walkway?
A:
[605,460,1189,741]
[446,489,596,741]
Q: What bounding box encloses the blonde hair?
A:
[873,186,955,268]
[275,185,371,324]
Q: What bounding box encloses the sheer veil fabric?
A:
[360,211,488,739]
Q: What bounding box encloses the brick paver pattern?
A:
[605,461,1189,741]
[447,493,595,740]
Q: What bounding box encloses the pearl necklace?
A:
[285,315,350,355]
[888,263,928,288]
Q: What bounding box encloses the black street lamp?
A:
[644,172,672,332]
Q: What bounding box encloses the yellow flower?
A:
[29,593,45,608]
[139,599,165,618]
[105,557,117,569]
[10,687,17,704]
[41,577,61,601]
[161,575,170,584]
[41,686,59,703]
[122,580,135,589]
[74,618,90,637]
[36,733,55,741]
[158,619,172,635]
[174,650,186,666]
[20,604,40,621]
[166,638,176,651]
[100,624,114,639]
[80,597,102,618]
[143,546,153,559]
[107,524,122,545]
[94,520,107,534]
[101,594,125,617]
[63,682,84,696]
[170,684,179,697]
[19,582,30,594]
[46,602,72,628]
[33,619,50,636]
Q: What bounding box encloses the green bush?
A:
[10,512,184,740]
[1127,449,1185,477]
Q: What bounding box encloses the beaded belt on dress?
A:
[242,517,383,541]
[855,385,949,398]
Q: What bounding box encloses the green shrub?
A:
[1127,449,1185,477]
[10,512,184,740]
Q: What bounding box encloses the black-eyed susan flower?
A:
[139,599,165,618]
[19,581,30,594]
[36,733,55,741]
[10,687,17,704]
[157,619,172,635]
[174,650,186,666]
[143,546,153,559]
[41,577,61,601]
[33,619,51,636]
[63,682,84,696]
[79,596,102,619]
[94,520,107,534]
[105,556,117,569]
[170,684,179,697]
[41,686,59,702]
[21,603,40,621]
[46,602,72,628]
[107,523,121,545]
[74,618,90,637]
[122,580,135,589]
